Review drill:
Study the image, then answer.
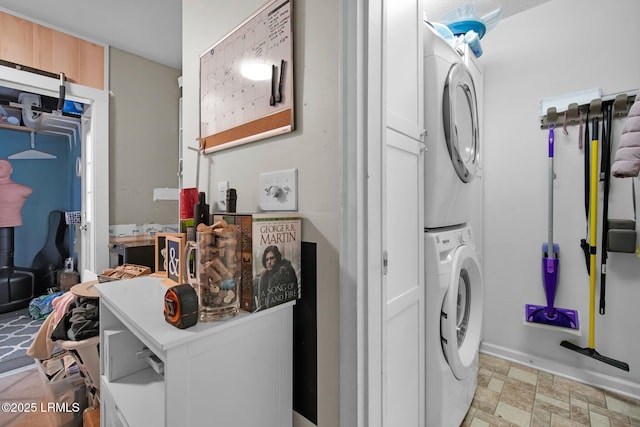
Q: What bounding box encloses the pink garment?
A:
[612,97,640,178]
[51,291,77,325]
[0,159,33,227]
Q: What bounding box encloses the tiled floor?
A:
[1,352,639,426]
[463,353,640,427]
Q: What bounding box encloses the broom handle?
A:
[589,118,599,349]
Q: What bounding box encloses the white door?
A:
[340,0,427,424]
[443,62,480,183]
[463,44,485,265]
[383,0,425,425]
[78,111,93,276]
[385,0,424,141]
[384,129,425,426]
[440,243,483,379]
[76,87,110,279]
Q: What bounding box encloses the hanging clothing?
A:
[612,96,640,178]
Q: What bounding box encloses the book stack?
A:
[213,212,301,312]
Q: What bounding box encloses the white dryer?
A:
[425,226,483,427]
[424,25,480,228]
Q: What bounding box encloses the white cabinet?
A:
[384,128,425,426]
[385,0,424,140]
[97,276,294,427]
[383,0,425,424]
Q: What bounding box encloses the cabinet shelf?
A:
[0,123,35,132]
[101,368,165,427]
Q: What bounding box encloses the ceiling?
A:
[0,0,550,72]
[424,0,551,28]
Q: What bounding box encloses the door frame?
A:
[339,0,385,425]
[0,65,110,278]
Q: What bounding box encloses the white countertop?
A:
[96,275,295,352]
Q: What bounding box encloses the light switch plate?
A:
[259,169,297,211]
[218,181,229,211]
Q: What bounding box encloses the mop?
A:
[560,118,630,371]
[525,124,580,330]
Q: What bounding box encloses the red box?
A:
[180,188,199,219]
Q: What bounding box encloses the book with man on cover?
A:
[252,213,301,311]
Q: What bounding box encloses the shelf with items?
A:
[1,101,81,150]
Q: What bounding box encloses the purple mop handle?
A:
[547,124,555,255]
[548,124,555,158]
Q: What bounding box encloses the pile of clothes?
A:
[27,291,99,360]
[28,291,65,320]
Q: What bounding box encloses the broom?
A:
[560,118,629,371]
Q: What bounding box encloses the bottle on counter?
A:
[226,188,237,213]
[194,192,210,228]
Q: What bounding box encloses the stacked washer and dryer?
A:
[423,23,485,427]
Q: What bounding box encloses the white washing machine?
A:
[424,25,480,228]
[425,225,484,427]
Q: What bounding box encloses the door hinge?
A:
[382,251,388,275]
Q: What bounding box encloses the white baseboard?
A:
[480,341,640,400]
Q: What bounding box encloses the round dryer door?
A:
[440,244,483,380]
[442,62,479,183]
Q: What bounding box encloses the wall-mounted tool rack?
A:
[539,89,638,129]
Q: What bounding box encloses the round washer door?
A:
[442,62,479,183]
[440,244,483,380]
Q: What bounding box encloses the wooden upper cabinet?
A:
[0,11,104,90]
[0,12,33,64]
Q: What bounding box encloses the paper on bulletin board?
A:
[199,0,294,153]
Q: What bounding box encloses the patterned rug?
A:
[0,308,42,374]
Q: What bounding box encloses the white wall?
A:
[109,47,181,225]
[182,1,340,426]
[481,0,640,397]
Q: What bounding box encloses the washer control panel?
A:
[433,227,474,250]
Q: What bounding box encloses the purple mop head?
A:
[525,304,579,330]
[525,252,579,330]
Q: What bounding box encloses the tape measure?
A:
[164,284,198,329]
